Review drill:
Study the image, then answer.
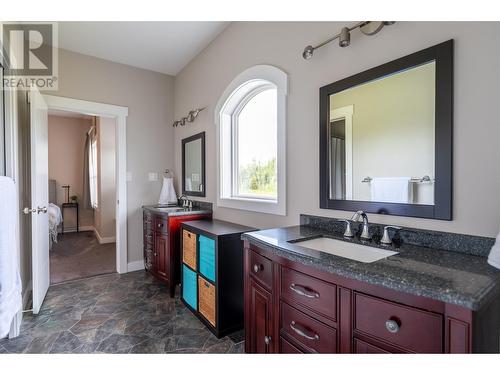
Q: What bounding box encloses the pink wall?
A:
[48,115,94,228]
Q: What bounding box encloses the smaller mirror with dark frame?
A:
[182,131,206,197]
[320,40,453,220]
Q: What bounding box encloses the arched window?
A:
[215,65,287,215]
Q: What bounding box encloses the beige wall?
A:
[94,116,116,240]
[331,62,435,204]
[46,49,175,263]
[48,114,94,228]
[173,21,500,237]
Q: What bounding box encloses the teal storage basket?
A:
[182,264,197,310]
[199,235,216,282]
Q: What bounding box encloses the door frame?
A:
[43,95,129,274]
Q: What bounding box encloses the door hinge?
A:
[26,91,31,104]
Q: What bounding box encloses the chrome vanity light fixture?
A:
[172,107,205,127]
[302,21,395,60]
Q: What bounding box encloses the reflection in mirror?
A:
[328,61,436,205]
[182,132,205,196]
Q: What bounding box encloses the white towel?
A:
[0,176,22,338]
[487,231,500,269]
[158,176,178,205]
[370,177,413,204]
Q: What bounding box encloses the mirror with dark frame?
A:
[182,131,206,197]
[320,40,453,220]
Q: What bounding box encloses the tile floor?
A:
[0,271,244,353]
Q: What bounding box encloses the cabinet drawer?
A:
[354,293,443,353]
[183,230,197,270]
[199,235,216,282]
[353,338,391,354]
[281,303,337,353]
[280,337,304,353]
[281,267,336,321]
[198,276,216,327]
[154,216,168,234]
[249,250,273,291]
[182,265,197,310]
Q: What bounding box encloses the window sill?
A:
[217,196,286,216]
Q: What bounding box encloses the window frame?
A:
[215,65,287,216]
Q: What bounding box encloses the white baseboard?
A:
[127,260,145,272]
[58,225,95,234]
[93,228,116,244]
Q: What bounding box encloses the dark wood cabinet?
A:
[248,278,274,353]
[154,233,168,278]
[143,208,211,297]
[244,242,500,354]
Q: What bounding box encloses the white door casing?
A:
[42,94,128,273]
[30,89,50,314]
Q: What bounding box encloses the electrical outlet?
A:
[126,171,132,182]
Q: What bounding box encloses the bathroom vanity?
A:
[242,215,500,354]
[142,204,212,297]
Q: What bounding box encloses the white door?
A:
[30,89,49,314]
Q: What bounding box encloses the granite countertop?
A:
[242,225,500,311]
[142,204,212,217]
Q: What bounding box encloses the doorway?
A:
[42,95,128,279]
[47,110,117,284]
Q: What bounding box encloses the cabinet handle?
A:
[187,233,191,238]
[264,335,272,345]
[158,223,163,228]
[385,319,400,333]
[253,264,262,273]
[154,252,157,256]
[289,283,320,299]
[290,321,320,341]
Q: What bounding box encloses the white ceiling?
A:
[57,22,229,76]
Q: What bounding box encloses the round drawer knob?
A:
[264,335,272,345]
[253,264,262,273]
[385,319,400,333]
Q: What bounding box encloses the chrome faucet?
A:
[338,219,354,238]
[351,210,371,240]
[178,194,192,208]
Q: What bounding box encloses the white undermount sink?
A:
[153,206,185,212]
[291,237,398,263]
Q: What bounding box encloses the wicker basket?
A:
[198,275,216,327]
[182,229,197,270]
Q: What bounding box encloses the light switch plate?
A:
[148,172,159,182]
[126,171,132,182]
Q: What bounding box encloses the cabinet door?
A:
[155,233,168,278]
[248,278,274,353]
[353,338,391,354]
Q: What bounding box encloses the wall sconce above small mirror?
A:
[320,40,453,220]
[182,132,206,197]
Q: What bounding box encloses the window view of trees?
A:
[238,157,277,197]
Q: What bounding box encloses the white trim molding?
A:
[94,228,116,244]
[127,260,145,272]
[330,105,354,200]
[43,94,128,274]
[215,65,288,216]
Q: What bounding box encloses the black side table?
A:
[61,202,79,234]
